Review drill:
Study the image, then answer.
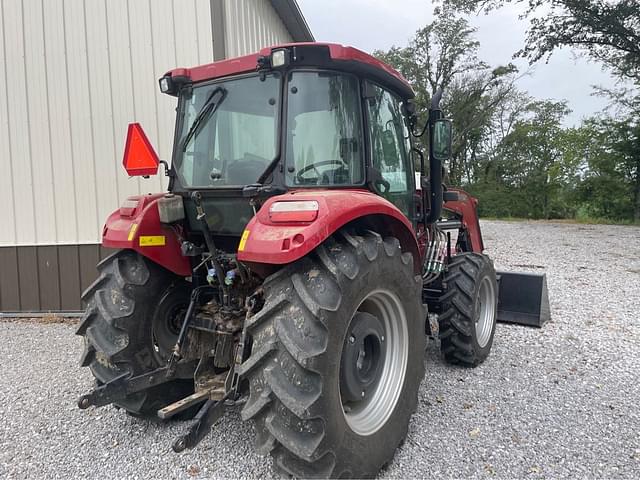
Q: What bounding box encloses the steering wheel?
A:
[295,160,348,184]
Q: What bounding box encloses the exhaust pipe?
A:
[426,89,444,224]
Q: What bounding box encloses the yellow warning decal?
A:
[238,230,250,251]
[139,235,166,247]
[127,223,139,241]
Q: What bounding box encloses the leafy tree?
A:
[444,64,519,184]
[372,5,639,223]
[573,117,640,220]
[438,0,640,82]
[374,12,520,184]
[374,12,487,140]
[471,100,570,218]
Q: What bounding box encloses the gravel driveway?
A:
[1,220,639,479]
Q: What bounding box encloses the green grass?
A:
[480,216,640,226]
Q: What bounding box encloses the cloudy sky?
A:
[297,0,617,126]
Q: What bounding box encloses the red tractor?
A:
[77,43,549,478]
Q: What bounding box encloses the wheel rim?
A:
[475,277,496,348]
[340,289,409,436]
[151,292,187,363]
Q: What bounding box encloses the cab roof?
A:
[165,43,415,99]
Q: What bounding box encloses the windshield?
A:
[285,71,364,186]
[174,73,280,188]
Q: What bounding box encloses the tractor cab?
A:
[156,44,437,243]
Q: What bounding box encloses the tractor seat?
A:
[226,156,267,185]
[321,166,351,185]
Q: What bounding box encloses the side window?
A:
[366,84,414,217]
[285,72,364,186]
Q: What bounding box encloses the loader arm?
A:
[443,187,484,253]
[441,188,550,327]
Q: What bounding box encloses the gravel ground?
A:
[1,220,639,479]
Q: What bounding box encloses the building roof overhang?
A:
[270,0,314,42]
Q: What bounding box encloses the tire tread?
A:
[241,232,423,477]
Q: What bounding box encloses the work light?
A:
[159,76,171,94]
[271,49,289,68]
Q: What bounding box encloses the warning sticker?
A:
[139,235,166,247]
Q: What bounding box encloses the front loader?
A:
[76,43,549,478]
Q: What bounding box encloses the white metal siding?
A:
[0,0,214,246]
[224,0,293,57]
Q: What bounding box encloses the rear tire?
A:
[76,250,195,417]
[240,231,426,478]
[429,252,498,367]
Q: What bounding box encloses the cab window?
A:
[366,83,414,217]
[285,71,364,186]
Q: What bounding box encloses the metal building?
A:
[0,0,313,313]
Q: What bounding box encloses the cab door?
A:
[365,83,415,222]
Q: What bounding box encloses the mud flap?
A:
[496,271,550,328]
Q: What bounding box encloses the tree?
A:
[374,12,520,184]
[443,64,519,184]
[439,0,640,82]
[481,100,572,218]
[374,12,487,132]
[373,4,639,223]
[573,117,640,220]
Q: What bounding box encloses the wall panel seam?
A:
[171,0,179,66]
[148,0,162,156]
[21,0,38,243]
[62,0,82,244]
[16,246,22,311]
[56,244,62,309]
[210,0,226,60]
[103,1,121,205]
[0,1,18,244]
[40,0,59,244]
[125,0,142,195]
[82,0,101,240]
[194,0,202,63]
[35,245,42,309]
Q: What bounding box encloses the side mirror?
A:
[432,119,452,161]
[122,123,160,176]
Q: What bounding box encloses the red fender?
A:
[237,189,421,273]
[443,187,484,253]
[102,194,191,276]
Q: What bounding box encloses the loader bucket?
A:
[496,271,550,328]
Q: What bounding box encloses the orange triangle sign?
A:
[122,123,159,176]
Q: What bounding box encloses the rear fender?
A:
[102,194,191,277]
[237,190,421,274]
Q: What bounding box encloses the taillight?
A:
[269,200,319,223]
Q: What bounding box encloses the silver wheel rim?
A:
[341,289,409,436]
[475,277,496,348]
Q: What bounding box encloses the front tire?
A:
[76,250,195,417]
[240,231,426,478]
[431,252,498,366]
